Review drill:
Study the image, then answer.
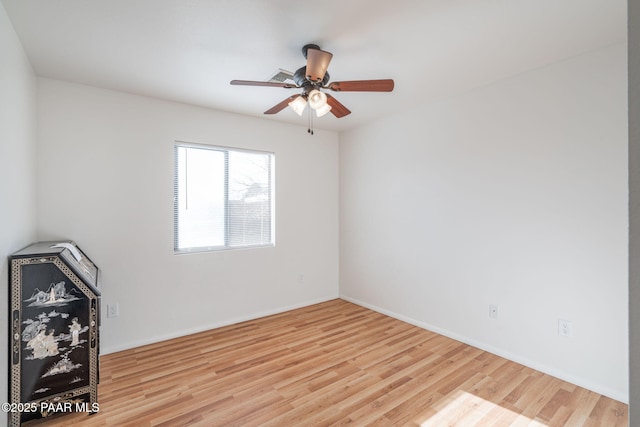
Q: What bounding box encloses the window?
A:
[174,142,274,253]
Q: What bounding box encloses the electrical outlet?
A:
[489,304,498,319]
[297,274,304,284]
[107,303,120,318]
[558,319,572,337]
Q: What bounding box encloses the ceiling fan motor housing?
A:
[293,66,330,90]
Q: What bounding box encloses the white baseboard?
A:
[100,295,338,355]
[339,294,628,404]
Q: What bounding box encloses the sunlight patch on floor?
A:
[419,390,549,426]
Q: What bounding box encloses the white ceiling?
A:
[1,0,626,132]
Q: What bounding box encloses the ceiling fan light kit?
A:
[230,43,394,134]
[315,103,332,118]
[288,96,307,116]
[308,89,327,109]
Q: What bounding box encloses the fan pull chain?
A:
[308,105,314,135]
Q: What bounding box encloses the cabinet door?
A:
[10,256,99,425]
[19,262,91,401]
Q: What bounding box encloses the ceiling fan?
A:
[230,44,394,126]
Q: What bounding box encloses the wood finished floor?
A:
[25,299,627,426]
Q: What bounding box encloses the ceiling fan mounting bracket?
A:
[301,43,321,59]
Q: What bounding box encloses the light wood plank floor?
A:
[25,299,627,426]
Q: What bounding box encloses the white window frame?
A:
[173,141,275,254]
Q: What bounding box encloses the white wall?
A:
[340,43,628,402]
[629,0,640,422]
[36,79,339,354]
[0,2,37,419]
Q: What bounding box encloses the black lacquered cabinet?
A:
[8,241,100,426]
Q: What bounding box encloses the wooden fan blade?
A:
[231,80,299,89]
[326,79,394,92]
[306,48,333,83]
[264,95,300,115]
[326,94,351,118]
